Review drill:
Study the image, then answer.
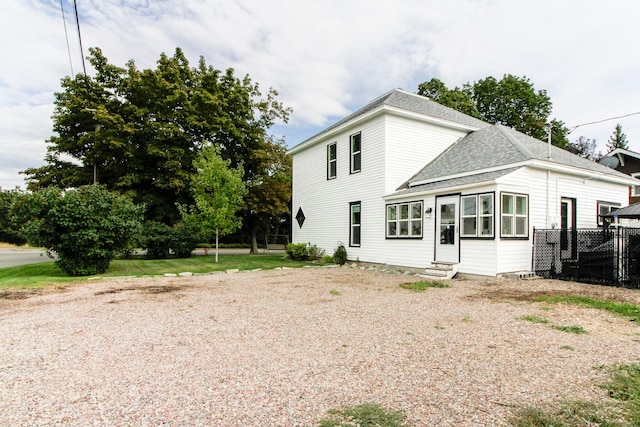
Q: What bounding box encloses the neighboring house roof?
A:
[601,202,640,219]
[288,88,489,154]
[401,124,634,189]
[601,147,640,162]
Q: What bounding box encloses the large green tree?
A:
[417,74,569,148]
[24,48,291,231]
[605,123,629,152]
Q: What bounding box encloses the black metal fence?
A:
[533,227,640,288]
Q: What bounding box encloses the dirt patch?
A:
[94,285,184,296]
[469,279,640,305]
[0,290,41,300]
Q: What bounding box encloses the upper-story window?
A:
[350,132,361,174]
[327,142,337,180]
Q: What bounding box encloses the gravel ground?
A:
[0,267,639,426]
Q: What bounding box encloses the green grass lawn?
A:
[0,254,312,289]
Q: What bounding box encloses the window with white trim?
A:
[327,142,337,180]
[350,132,361,173]
[350,202,361,247]
[597,200,620,226]
[461,193,494,238]
[386,201,423,238]
[632,173,640,197]
[501,193,528,238]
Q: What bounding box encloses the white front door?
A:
[436,195,459,263]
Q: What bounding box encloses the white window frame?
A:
[632,173,640,197]
[327,142,337,180]
[501,193,528,238]
[386,201,423,238]
[350,132,361,174]
[597,200,621,226]
[460,193,494,238]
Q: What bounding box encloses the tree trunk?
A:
[215,228,219,263]
[249,221,259,254]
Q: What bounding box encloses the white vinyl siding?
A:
[384,115,470,193]
[292,116,386,263]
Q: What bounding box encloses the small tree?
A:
[12,185,144,276]
[606,123,629,152]
[181,146,247,262]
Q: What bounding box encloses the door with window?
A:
[436,195,459,263]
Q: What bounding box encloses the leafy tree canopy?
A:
[23,47,291,226]
[180,146,247,261]
[567,136,601,161]
[0,188,28,245]
[11,185,144,276]
[417,74,569,148]
[606,123,629,152]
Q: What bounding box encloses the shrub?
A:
[320,255,334,265]
[169,221,200,258]
[307,244,325,261]
[286,243,308,260]
[333,243,347,265]
[141,221,172,259]
[14,185,144,276]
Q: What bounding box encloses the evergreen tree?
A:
[605,123,629,152]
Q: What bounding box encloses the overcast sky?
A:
[2,0,640,189]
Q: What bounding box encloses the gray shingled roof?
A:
[601,202,640,218]
[292,88,489,148]
[403,124,632,187]
[389,167,522,198]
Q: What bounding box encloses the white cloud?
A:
[1,0,640,189]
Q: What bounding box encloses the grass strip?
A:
[0,254,310,289]
[510,363,640,427]
[399,280,450,292]
[317,403,407,427]
[532,294,640,322]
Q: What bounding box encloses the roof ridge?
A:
[495,124,536,160]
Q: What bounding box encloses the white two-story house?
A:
[288,89,637,277]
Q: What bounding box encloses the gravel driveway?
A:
[0,268,638,426]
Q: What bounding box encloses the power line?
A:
[73,0,87,78]
[568,111,640,134]
[60,0,74,76]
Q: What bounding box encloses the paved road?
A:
[0,248,53,268]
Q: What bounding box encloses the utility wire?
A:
[73,0,88,77]
[568,111,640,134]
[60,0,75,76]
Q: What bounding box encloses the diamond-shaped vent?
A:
[296,207,306,228]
